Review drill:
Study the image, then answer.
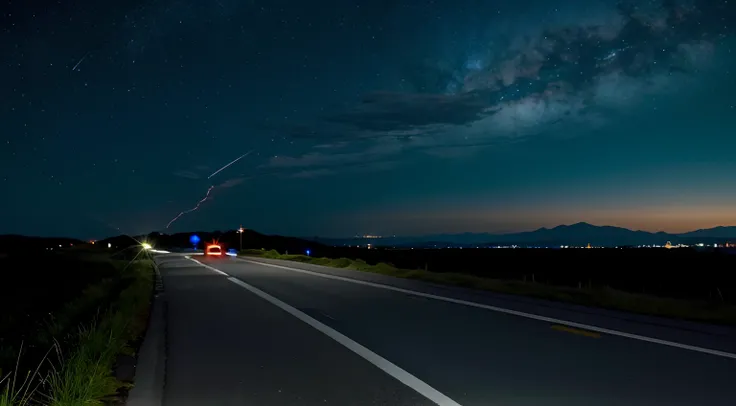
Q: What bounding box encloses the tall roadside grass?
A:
[44,259,152,406]
[0,255,154,406]
[0,344,49,406]
[241,249,736,325]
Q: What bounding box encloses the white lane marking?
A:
[238,258,736,360]
[186,257,228,275]
[186,258,462,406]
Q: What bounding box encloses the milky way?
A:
[444,1,731,98]
[309,0,736,144]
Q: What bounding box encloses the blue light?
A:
[305,249,311,256]
[190,235,200,244]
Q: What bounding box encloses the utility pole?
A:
[238,225,244,251]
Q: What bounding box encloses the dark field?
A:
[1,249,115,369]
[304,247,736,304]
[242,247,736,324]
[0,242,153,405]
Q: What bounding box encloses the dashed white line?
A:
[237,258,736,360]
[186,257,462,406]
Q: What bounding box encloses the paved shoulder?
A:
[157,255,434,406]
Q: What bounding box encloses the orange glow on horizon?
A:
[363,203,736,235]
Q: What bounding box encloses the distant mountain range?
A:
[308,223,736,248]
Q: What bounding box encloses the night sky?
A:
[2,0,736,239]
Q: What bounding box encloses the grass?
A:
[45,258,152,406]
[241,249,736,325]
[0,344,49,406]
[0,250,154,406]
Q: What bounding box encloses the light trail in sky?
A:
[208,150,253,179]
[166,150,254,229]
[166,185,215,228]
[72,52,89,71]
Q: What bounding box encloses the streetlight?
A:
[238,226,245,251]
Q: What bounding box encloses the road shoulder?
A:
[126,258,167,406]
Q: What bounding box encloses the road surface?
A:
[154,253,736,406]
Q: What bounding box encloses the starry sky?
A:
[2,0,736,239]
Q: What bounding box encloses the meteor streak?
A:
[166,185,215,228]
[72,52,89,71]
[208,150,253,179]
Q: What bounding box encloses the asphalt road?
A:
[155,253,736,406]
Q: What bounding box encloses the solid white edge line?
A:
[186,257,462,406]
[237,258,736,360]
[186,257,229,276]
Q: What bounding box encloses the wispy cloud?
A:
[287,160,400,179]
[172,170,201,180]
[218,177,246,188]
[290,169,335,179]
[267,141,403,169]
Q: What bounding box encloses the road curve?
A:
[155,253,736,406]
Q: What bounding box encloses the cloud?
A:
[172,170,201,180]
[288,160,400,179]
[267,141,403,169]
[290,169,335,179]
[325,91,493,132]
[313,142,350,149]
[218,177,245,188]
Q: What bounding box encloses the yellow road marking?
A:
[550,324,602,338]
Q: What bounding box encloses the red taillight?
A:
[206,244,222,255]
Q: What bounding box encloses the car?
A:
[205,244,223,256]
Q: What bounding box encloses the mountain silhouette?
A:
[677,226,736,239]
[309,223,736,247]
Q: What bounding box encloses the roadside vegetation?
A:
[0,243,154,405]
[241,248,736,325]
